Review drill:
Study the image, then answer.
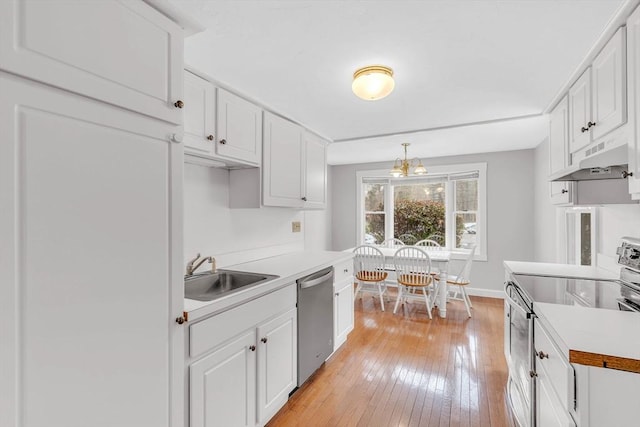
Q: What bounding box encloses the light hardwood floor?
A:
[268,291,511,427]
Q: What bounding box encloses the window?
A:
[356,163,487,259]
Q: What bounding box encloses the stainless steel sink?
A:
[184,270,279,301]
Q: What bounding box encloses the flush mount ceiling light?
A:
[352,65,395,101]
[390,143,427,178]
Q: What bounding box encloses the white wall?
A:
[184,163,310,268]
[330,149,536,296]
[532,138,558,263]
[532,138,640,270]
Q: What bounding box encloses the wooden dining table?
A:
[346,246,452,318]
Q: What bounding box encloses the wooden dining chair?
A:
[436,245,476,317]
[353,245,389,311]
[381,238,405,248]
[414,239,442,249]
[392,246,435,319]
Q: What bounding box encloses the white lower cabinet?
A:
[190,330,257,427]
[256,308,297,424]
[537,365,576,427]
[188,285,297,427]
[334,278,354,351]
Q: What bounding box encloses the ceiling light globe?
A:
[352,65,395,101]
[414,163,427,175]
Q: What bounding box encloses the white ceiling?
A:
[172,0,625,164]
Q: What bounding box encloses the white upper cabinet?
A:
[569,68,592,153]
[628,6,640,196]
[216,88,263,165]
[183,71,216,156]
[302,132,328,209]
[263,112,328,209]
[0,0,183,124]
[568,27,627,155]
[263,112,305,207]
[549,96,574,205]
[591,27,627,140]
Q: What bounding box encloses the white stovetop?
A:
[184,250,353,321]
[504,260,619,281]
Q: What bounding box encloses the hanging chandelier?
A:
[390,143,427,177]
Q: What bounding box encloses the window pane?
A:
[455,180,478,211]
[580,212,591,266]
[456,212,477,248]
[365,213,385,244]
[364,183,385,212]
[394,183,446,243]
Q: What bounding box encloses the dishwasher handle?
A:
[299,270,334,289]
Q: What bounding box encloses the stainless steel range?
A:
[504,237,640,427]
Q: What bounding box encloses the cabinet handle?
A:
[174,100,184,109]
[529,370,538,378]
[537,351,549,360]
[301,197,307,201]
[561,189,568,194]
[587,121,596,128]
[261,337,268,343]
[219,139,227,145]
[581,126,589,133]
[175,312,188,324]
[207,135,214,141]
[249,345,256,352]
[622,171,634,179]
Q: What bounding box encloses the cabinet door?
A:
[183,71,216,156]
[0,74,184,427]
[302,132,328,209]
[0,0,183,124]
[537,366,576,427]
[549,96,574,205]
[334,279,355,351]
[628,6,640,196]
[569,68,592,153]
[216,88,262,165]
[256,308,297,424]
[592,27,627,140]
[190,330,257,427]
[263,112,304,207]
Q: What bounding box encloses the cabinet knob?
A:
[301,197,307,201]
[249,345,256,352]
[219,139,227,145]
[622,171,634,179]
[335,292,339,296]
[174,100,184,109]
[529,370,538,378]
[587,121,596,128]
[344,268,349,273]
[537,351,549,360]
[581,126,589,133]
[207,135,214,141]
[561,189,568,194]
[261,337,268,343]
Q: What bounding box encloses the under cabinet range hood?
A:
[550,144,629,182]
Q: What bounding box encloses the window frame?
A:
[356,162,487,261]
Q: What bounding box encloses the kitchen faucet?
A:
[186,253,216,276]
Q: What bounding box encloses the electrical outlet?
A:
[292,221,301,233]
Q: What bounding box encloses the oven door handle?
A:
[504,281,530,317]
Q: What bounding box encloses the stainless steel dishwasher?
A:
[297,266,334,387]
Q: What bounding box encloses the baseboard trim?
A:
[465,287,504,299]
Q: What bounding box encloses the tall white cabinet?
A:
[628,5,640,197]
[549,96,574,205]
[0,2,184,426]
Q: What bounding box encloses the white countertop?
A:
[504,260,619,281]
[535,302,640,362]
[184,250,354,321]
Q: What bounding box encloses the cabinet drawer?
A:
[535,322,575,411]
[334,259,354,283]
[190,284,296,359]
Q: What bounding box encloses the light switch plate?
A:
[292,221,301,232]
